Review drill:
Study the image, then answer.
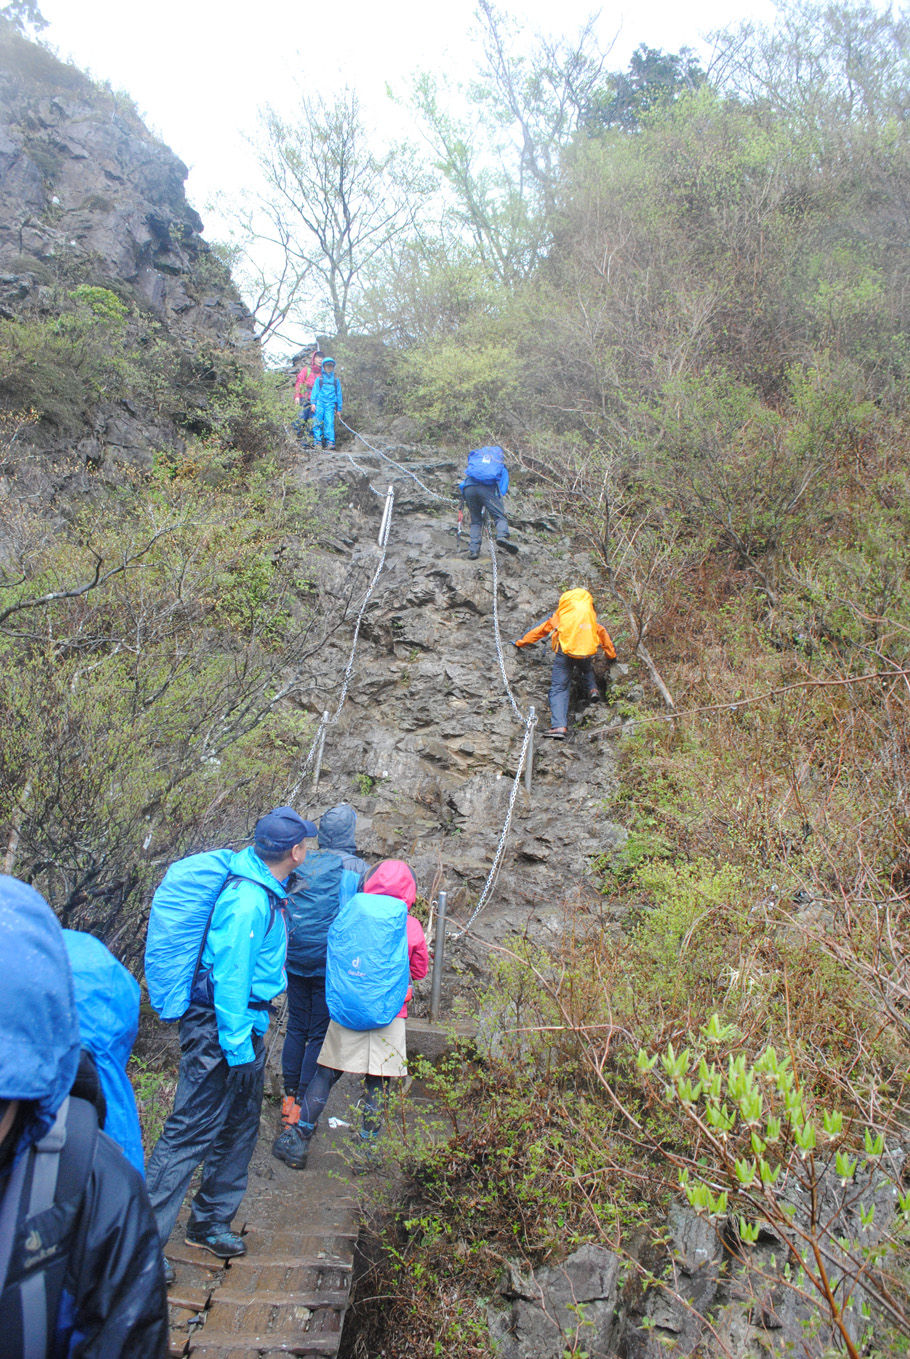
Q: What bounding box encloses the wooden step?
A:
[188,1331,342,1356]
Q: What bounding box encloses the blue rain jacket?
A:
[312,371,342,411]
[0,875,80,1157]
[199,846,289,1066]
[63,930,145,1174]
[318,802,370,876]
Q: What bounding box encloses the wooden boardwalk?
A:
[166,1079,363,1358]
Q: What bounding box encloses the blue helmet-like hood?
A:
[0,875,81,1145]
[318,803,358,855]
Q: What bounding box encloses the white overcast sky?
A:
[36,0,776,233]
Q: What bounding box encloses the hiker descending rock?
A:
[63,928,145,1174]
[0,875,168,1358]
[273,804,370,1169]
[458,443,519,560]
[515,588,617,739]
[281,859,428,1173]
[292,347,322,441]
[144,806,313,1276]
[311,356,342,450]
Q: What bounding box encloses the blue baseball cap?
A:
[254,807,316,854]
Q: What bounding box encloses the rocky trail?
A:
[164,431,634,1356]
[288,434,632,997]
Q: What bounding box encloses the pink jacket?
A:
[363,860,429,1018]
[294,361,321,399]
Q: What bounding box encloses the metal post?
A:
[525,707,536,796]
[429,890,447,1023]
[378,484,393,545]
[312,712,329,790]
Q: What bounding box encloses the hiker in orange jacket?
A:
[514,589,616,740]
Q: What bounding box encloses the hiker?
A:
[292,348,322,441]
[285,860,428,1172]
[458,444,519,560]
[63,929,145,1174]
[144,806,314,1276]
[514,588,617,739]
[0,875,168,1357]
[311,355,342,450]
[272,803,370,1169]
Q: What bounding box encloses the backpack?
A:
[144,849,237,1022]
[286,850,359,977]
[555,588,599,657]
[325,892,410,1031]
[315,374,340,405]
[0,1096,98,1354]
[465,445,505,485]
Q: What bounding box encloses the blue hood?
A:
[64,929,145,1172]
[0,875,81,1145]
[318,803,358,855]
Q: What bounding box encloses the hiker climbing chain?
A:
[305,423,538,939]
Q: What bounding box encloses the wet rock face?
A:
[0,28,252,345]
[487,1246,622,1358]
[295,445,629,992]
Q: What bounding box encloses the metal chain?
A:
[288,490,395,800]
[449,715,536,940]
[339,418,456,504]
[338,447,385,495]
[487,524,526,724]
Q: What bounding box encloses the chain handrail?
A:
[339,418,456,505]
[288,487,395,801]
[487,524,527,724]
[449,713,537,940]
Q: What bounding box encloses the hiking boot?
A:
[163,1256,175,1287]
[280,1094,301,1128]
[498,538,519,555]
[468,550,479,560]
[272,1123,311,1170]
[586,688,601,702]
[326,441,336,450]
[185,1222,247,1259]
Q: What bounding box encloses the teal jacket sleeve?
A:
[207,884,269,1065]
[335,379,343,411]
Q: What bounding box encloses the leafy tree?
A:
[0,0,47,36]
[409,3,608,285]
[250,88,423,339]
[585,44,705,131]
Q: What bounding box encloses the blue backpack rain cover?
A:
[144,848,235,1021]
[325,892,410,1031]
[466,445,505,485]
[287,849,351,977]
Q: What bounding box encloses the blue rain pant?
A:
[549,649,598,729]
[312,401,337,447]
[281,973,331,1097]
[299,1065,390,1140]
[145,1003,265,1243]
[462,483,509,553]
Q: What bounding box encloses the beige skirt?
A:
[318,1016,407,1077]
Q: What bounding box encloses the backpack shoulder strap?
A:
[0,1096,98,1358]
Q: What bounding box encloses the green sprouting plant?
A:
[354,772,377,795]
[636,1015,910,1358]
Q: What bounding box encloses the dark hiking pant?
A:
[281,973,331,1098]
[549,649,597,729]
[299,1066,391,1140]
[462,483,510,554]
[145,1004,265,1244]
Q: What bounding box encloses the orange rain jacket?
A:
[515,595,617,660]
